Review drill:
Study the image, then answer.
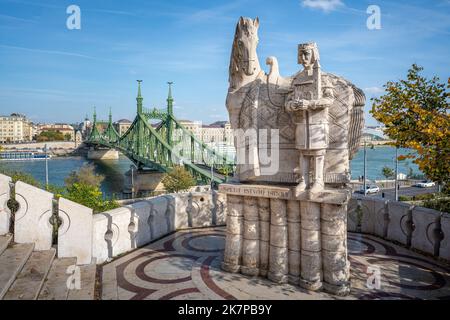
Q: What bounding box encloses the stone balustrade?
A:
[348,196,449,261]
[0,173,226,266]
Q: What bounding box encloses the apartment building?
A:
[177,120,233,145]
[114,119,132,136]
[0,113,33,143]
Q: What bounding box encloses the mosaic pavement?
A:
[101,227,450,300]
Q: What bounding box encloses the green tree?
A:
[64,133,72,141]
[64,183,118,213]
[162,166,196,193]
[381,166,395,179]
[63,163,118,213]
[37,130,64,142]
[65,163,104,188]
[370,64,450,189]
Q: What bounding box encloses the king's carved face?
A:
[299,48,313,69]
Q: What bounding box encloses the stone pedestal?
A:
[219,183,351,296]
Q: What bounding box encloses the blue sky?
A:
[0,0,449,125]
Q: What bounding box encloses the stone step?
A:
[38,257,76,300]
[67,263,97,300]
[0,234,12,255]
[101,263,118,300]
[0,243,34,299]
[3,248,56,300]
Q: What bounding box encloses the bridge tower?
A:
[136,80,144,168]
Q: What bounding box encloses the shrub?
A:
[398,195,412,202]
[162,166,196,193]
[422,198,450,213]
[413,193,435,201]
[65,163,104,188]
[64,183,119,213]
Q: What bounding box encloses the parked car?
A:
[358,184,380,195]
[415,181,435,188]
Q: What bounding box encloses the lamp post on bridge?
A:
[166,82,174,147]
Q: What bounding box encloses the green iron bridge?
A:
[86,81,235,184]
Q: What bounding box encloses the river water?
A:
[0,146,421,197]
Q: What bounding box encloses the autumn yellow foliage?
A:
[371,64,449,186]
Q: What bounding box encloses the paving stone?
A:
[0,243,34,299]
[101,263,118,300]
[38,257,76,300]
[67,263,97,300]
[100,226,450,300]
[3,248,55,300]
[0,234,12,255]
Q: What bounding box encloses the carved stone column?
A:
[321,203,350,295]
[222,195,244,273]
[287,200,301,285]
[241,196,260,276]
[258,198,270,277]
[268,199,288,283]
[299,201,322,290]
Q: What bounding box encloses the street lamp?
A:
[44,143,49,189]
[363,139,367,196]
[130,164,136,198]
[394,146,399,201]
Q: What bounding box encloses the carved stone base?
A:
[298,278,323,291]
[323,282,351,296]
[221,262,241,273]
[288,275,300,286]
[259,269,268,277]
[268,271,288,284]
[241,266,260,276]
[219,183,351,296]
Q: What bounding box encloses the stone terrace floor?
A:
[101,227,450,300]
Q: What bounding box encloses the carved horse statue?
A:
[226,17,365,185]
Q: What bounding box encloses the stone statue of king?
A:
[285,42,333,195]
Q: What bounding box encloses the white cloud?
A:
[364,87,384,95]
[301,0,344,13]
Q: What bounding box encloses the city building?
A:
[202,121,233,145]
[114,119,132,136]
[176,120,233,145]
[37,123,76,141]
[0,113,33,143]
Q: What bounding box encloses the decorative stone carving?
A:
[360,198,388,238]
[14,181,53,250]
[440,213,450,261]
[220,183,351,295]
[411,207,441,256]
[222,195,244,273]
[58,197,93,265]
[0,174,11,235]
[226,18,365,187]
[221,16,363,295]
[386,202,413,246]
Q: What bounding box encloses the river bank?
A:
[1,141,87,157]
[0,145,423,198]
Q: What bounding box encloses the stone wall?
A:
[0,173,226,265]
[348,196,449,260]
[93,191,226,264]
